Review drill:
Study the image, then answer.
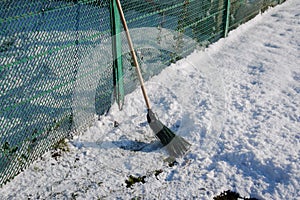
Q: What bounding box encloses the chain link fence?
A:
[0,0,284,186]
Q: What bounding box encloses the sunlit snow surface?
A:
[0,0,299,199]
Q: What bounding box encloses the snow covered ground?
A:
[0,0,299,199]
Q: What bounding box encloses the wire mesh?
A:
[0,0,284,186]
[120,0,227,95]
[0,0,113,186]
[229,0,281,30]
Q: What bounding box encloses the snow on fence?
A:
[0,0,284,187]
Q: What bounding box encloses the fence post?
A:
[224,0,231,37]
[110,0,124,110]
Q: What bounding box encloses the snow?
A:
[0,0,299,199]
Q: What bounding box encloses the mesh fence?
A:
[0,0,284,186]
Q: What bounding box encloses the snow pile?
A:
[0,0,299,199]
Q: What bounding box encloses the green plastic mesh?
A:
[0,0,284,186]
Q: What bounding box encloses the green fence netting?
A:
[0,0,113,186]
[0,0,284,186]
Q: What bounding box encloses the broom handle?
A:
[115,0,151,110]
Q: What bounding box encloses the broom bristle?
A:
[165,134,191,158]
[147,109,191,158]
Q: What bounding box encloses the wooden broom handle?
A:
[115,0,151,110]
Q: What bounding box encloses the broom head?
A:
[147,109,191,158]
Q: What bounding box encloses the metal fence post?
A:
[224,0,231,37]
[110,0,124,110]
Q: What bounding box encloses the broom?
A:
[115,0,191,158]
